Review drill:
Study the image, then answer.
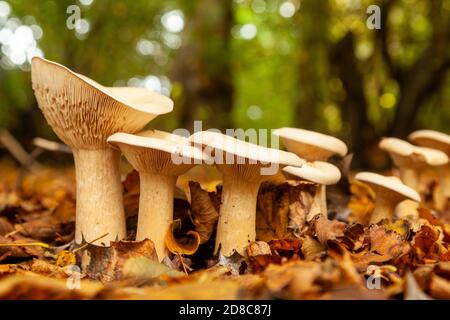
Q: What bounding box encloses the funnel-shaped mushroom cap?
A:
[379,137,449,167]
[108,130,211,176]
[189,131,304,168]
[283,161,341,185]
[273,127,348,161]
[355,172,420,202]
[408,130,450,155]
[31,57,174,149]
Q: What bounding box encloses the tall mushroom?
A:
[108,130,211,261]
[273,127,348,217]
[190,131,304,257]
[408,130,450,210]
[379,137,448,193]
[354,172,420,224]
[283,161,341,220]
[31,57,173,245]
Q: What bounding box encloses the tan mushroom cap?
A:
[273,127,348,161]
[108,131,211,175]
[408,130,450,155]
[283,161,341,185]
[189,131,304,168]
[354,172,420,202]
[379,137,449,167]
[31,57,173,149]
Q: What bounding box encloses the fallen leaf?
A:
[80,239,158,282]
[165,220,201,256]
[189,181,219,244]
[311,215,346,245]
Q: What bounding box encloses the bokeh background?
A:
[0,0,449,168]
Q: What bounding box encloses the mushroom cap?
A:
[189,130,304,167]
[283,161,341,185]
[273,127,348,161]
[408,130,450,155]
[108,130,210,175]
[354,172,420,202]
[31,57,173,149]
[379,137,449,167]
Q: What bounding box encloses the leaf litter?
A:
[0,165,449,300]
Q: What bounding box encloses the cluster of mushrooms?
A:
[30,57,450,262]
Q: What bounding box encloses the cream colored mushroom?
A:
[31,57,173,245]
[273,128,348,161]
[355,172,420,224]
[190,131,304,257]
[108,130,210,261]
[273,127,347,217]
[379,137,448,194]
[409,130,450,210]
[283,162,341,220]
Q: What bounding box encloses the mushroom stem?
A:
[136,172,177,261]
[398,167,420,191]
[370,191,397,224]
[73,148,126,245]
[435,164,450,211]
[215,176,261,257]
[317,185,327,217]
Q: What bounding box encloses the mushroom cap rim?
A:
[379,137,449,166]
[31,56,174,115]
[354,171,420,202]
[189,131,305,168]
[283,161,341,185]
[273,127,348,157]
[107,132,211,163]
[408,130,450,149]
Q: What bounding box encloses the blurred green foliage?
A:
[0,0,449,167]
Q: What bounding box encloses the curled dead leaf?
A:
[165,220,201,256]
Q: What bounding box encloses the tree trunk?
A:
[172,0,234,131]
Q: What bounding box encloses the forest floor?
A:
[0,162,449,300]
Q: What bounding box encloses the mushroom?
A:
[108,130,211,261]
[354,172,420,224]
[408,130,450,210]
[273,127,348,161]
[273,127,347,217]
[378,137,449,194]
[283,161,341,220]
[31,57,173,245]
[190,131,304,257]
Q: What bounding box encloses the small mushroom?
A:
[283,161,341,220]
[354,172,420,224]
[31,57,173,245]
[379,137,449,193]
[190,131,304,257]
[408,130,450,210]
[108,130,211,261]
[273,127,348,161]
[273,127,347,217]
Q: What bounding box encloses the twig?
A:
[33,137,72,154]
[0,129,41,171]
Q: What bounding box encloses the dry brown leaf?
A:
[301,236,324,261]
[80,239,158,282]
[348,179,375,225]
[312,215,346,245]
[247,241,271,257]
[189,181,219,244]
